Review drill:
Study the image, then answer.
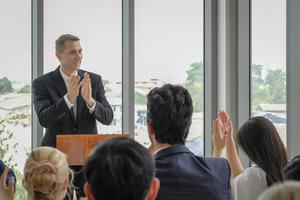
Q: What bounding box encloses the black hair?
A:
[83,137,155,200]
[283,155,300,181]
[147,84,193,145]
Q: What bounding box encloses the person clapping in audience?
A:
[212,111,288,200]
[23,147,74,200]
[147,84,232,200]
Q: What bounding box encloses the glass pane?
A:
[251,0,286,145]
[0,0,31,199]
[135,0,204,156]
[44,0,122,133]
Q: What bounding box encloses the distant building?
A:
[259,104,286,113]
[0,93,30,113]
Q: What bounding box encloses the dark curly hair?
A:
[147,84,193,145]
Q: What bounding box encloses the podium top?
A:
[56,134,129,166]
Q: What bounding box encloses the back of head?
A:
[283,155,300,181]
[237,116,288,185]
[147,84,193,144]
[84,137,155,200]
[258,181,300,200]
[23,146,71,200]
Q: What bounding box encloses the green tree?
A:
[0,77,13,94]
[185,62,204,112]
[0,112,29,200]
[18,84,31,93]
[252,64,269,110]
[252,64,286,110]
[135,92,146,105]
[265,69,286,104]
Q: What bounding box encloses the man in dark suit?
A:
[146,84,232,200]
[33,34,113,197]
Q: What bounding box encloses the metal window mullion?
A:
[122,0,135,138]
[287,0,300,160]
[31,0,44,149]
[237,0,251,167]
[204,0,218,157]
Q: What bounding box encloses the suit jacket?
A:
[33,67,114,147]
[155,145,232,200]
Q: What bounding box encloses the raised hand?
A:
[218,111,233,143]
[0,167,14,200]
[217,111,244,178]
[67,74,82,104]
[212,118,225,157]
[81,72,95,107]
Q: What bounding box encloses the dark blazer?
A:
[33,67,114,147]
[155,145,232,200]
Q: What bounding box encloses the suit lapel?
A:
[51,66,76,122]
[52,67,68,97]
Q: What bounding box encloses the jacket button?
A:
[73,128,77,132]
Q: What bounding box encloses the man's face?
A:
[57,40,82,71]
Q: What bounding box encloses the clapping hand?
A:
[67,74,82,104]
[212,118,225,157]
[212,111,234,157]
[0,167,14,200]
[81,72,95,107]
[218,111,234,144]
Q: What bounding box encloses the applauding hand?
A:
[212,118,225,157]
[66,74,82,104]
[218,111,234,145]
[81,72,95,108]
[0,167,14,200]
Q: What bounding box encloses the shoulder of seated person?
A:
[235,166,266,183]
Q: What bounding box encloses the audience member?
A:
[283,155,300,181]
[147,84,232,200]
[82,137,160,200]
[23,146,73,200]
[212,111,288,200]
[257,181,300,200]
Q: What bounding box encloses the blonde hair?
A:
[23,147,73,200]
[258,181,300,200]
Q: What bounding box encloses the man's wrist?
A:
[67,94,76,104]
[87,98,95,108]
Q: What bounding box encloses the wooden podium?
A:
[56,134,129,166]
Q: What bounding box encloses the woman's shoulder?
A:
[234,166,267,187]
[232,166,268,200]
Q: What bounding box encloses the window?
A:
[0,0,31,199]
[251,0,286,145]
[44,0,122,134]
[135,0,204,156]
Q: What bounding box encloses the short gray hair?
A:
[55,34,80,53]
